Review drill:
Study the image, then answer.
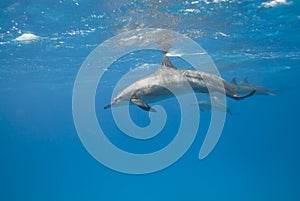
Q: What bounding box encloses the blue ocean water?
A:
[1,0,300,200]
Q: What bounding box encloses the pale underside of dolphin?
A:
[230,77,276,96]
[104,55,255,112]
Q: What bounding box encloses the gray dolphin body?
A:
[230,77,275,96]
[104,56,255,112]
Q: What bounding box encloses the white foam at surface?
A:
[181,9,201,14]
[213,0,230,3]
[216,31,229,37]
[191,1,199,4]
[166,50,206,57]
[15,33,39,41]
[261,0,292,8]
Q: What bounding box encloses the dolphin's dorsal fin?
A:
[231,77,237,85]
[242,77,249,83]
[161,56,176,69]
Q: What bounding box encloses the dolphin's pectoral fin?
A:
[130,97,156,112]
[232,90,256,100]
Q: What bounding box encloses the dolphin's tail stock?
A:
[224,81,256,100]
[230,90,256,100]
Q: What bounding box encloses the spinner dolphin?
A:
[104,55,255,111]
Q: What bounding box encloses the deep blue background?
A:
[1,0,299,200]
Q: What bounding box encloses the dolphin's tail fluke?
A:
[231,90,256,100]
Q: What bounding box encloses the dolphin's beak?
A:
[104,103,111,109]
[104,99,119,109]
[104,103,113,109]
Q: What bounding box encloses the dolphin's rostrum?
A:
[104,55,255,112]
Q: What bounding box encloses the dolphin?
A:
[230,77,276,96]
[197,98,233,116]
[104,55,255,112]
